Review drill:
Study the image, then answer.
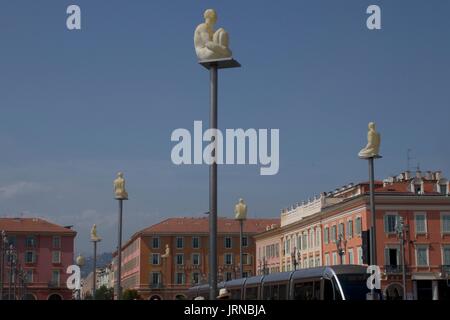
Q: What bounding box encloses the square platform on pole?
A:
[199,57,241,70]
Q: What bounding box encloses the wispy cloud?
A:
[0,181,49,199]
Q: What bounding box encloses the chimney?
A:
[404,171,411,180]
[435,171,442,181]
[416,170,422,179]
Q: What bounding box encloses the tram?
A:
[188,265,370,300]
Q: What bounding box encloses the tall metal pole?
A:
[116,199,123,300]
[368,157,379,300]
[92,241,97,299]
[239,220,243,279]
[209,64,218,300]
[400,232,406,300]
[8,246,13,300]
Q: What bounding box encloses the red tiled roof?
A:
[140,217,280,235]
[375,181,440,194]
[0,218,76,235]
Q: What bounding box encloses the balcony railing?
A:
[384,265,407,274]
[150,283,163,289]
[48,281,60,288]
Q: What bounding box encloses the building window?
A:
[416,246,429,267]
[26,236,36,248]
[242,236,248,247]
[355,217,362,236]
[52,236,61,249]
[440,184,448,195]
[151,272,161,285]
[25,251,36,264]
[192,237,200,249]
[338,223,344,238]
[309,230,314,248]
[325,253,330,266]
[176,237,184,249]
[276,244,279,257]
[25,270,33,283]
[324,227,329,244]
[384,214,398,234]
[384,247,399,267]
[331,225,337,242]
[442,214,450,234]
[152,253,160,265]
[348,248,354,264]
[192,272,200,285]
[302,234,307,250]
[152,237,160,249]
[225,272,232,281]
[415,213,427,234]
[443,246,450,267]
[225,253,233,265]
[357,247,363,265]
[332,252,337,265]
[176,254,184,265]
[51,270,60,287]
[175,273,185,285]
[224,237,232,249]
[192,253,200,265]
[315,257,320,267]
[243,271,250,278]
[347,220,353,239]
[7,236,16,247]
[52,251,61,264]
[242,253,250,265]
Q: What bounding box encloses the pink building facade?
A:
[0,218,76,300]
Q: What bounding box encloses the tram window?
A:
[323,279,334,300]
[294,282,314,300]
[263,285,272,300]
[230,289,241,300]
[278,284,287,300]
[313,281,321,300]
[245,286,258,300]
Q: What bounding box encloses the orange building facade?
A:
[255,170,450,300]
[115,217,279,300]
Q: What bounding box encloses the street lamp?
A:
[234,198,247,279]
[395,216,408,300]
[0,230,7,300]
[335,234,347,265]
[113,172,129,300]
[76,254,85,300]
[7,244,17,300]
[291,247,300,271]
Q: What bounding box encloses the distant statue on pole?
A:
[194,9,233,60]
[114,172,129,200]
[358,122,381,159]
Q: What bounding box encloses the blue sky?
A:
[0,0,449,255]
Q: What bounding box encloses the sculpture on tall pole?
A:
[235,198,248,279]
[194,8,241,300]
[358,122,382,300]
[90,224,101,299]
[114,172,128,300]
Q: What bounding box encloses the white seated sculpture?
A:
[194,9,232,61]
[234,198,247,220]
[114,172,128,200]
[358,122,381,158]
[161,244,170,258]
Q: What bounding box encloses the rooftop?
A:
[0,217,77,235]
[139,217,280,235]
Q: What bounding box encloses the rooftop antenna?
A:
[407,148,412,171]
